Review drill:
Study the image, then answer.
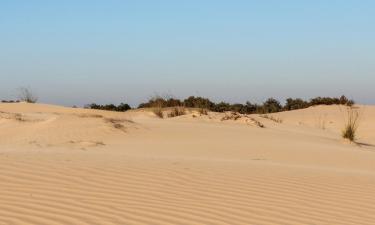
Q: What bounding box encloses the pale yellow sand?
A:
[0,103,375,225]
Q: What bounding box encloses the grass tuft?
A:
[198,108,208,116]
[342,106,360,142]
[153,107,164,118]
[259,114,283,123]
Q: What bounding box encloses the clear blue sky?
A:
[1,0,374,106]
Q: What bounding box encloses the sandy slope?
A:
[0,103,375,225]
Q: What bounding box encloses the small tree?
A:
[17,87,38,103]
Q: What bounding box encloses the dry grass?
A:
[152,107,164,119]
[221,112,242,121]
[342,106,361,142]
[104,118,134,132]
[259,114,283,123]
[168,107,186,118]
[153,107,164,118]
[0,112,27,122]
[248,117,265,128]
[77,114,103,118]
[198,108,208,116]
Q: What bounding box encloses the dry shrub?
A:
[249,117,265,128]
[168,107,186,118]
[342,106,361,142]
[221,112,242,121]
[17,87,38,103]
[153,107,164,118]
[198,108,208,115]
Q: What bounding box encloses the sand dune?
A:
[1,103,375,225]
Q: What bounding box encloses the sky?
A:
[0,0,374,106]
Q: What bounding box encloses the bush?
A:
[310,96,354,106]
[85,103,131,112]
[211,102,232,112]
[138,96,182,108]
[183,96,215,109]
[260,98,282,114]
[284,98,309,111]
[241,102,258,114]
[117,103,132,111]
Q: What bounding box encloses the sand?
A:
[0,103,374,225]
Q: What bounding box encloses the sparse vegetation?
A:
[260,114,283,123]
[168,107,186,118]
[342,106,361,142]
[0,111,26,122]
[248,117,265,128]
[221,112,242,121]
[153,107,164,118]
[104,118,134,132]
[17,87,38,103]
[198,107,208,115]
[77,114,103,118]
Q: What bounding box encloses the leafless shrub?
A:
[17,87,38,103]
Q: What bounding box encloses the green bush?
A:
[137,95,355,115]
[260,98,282,113]
[284,98,309,111]
[85,103,131,112]
[183,96,215,109]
